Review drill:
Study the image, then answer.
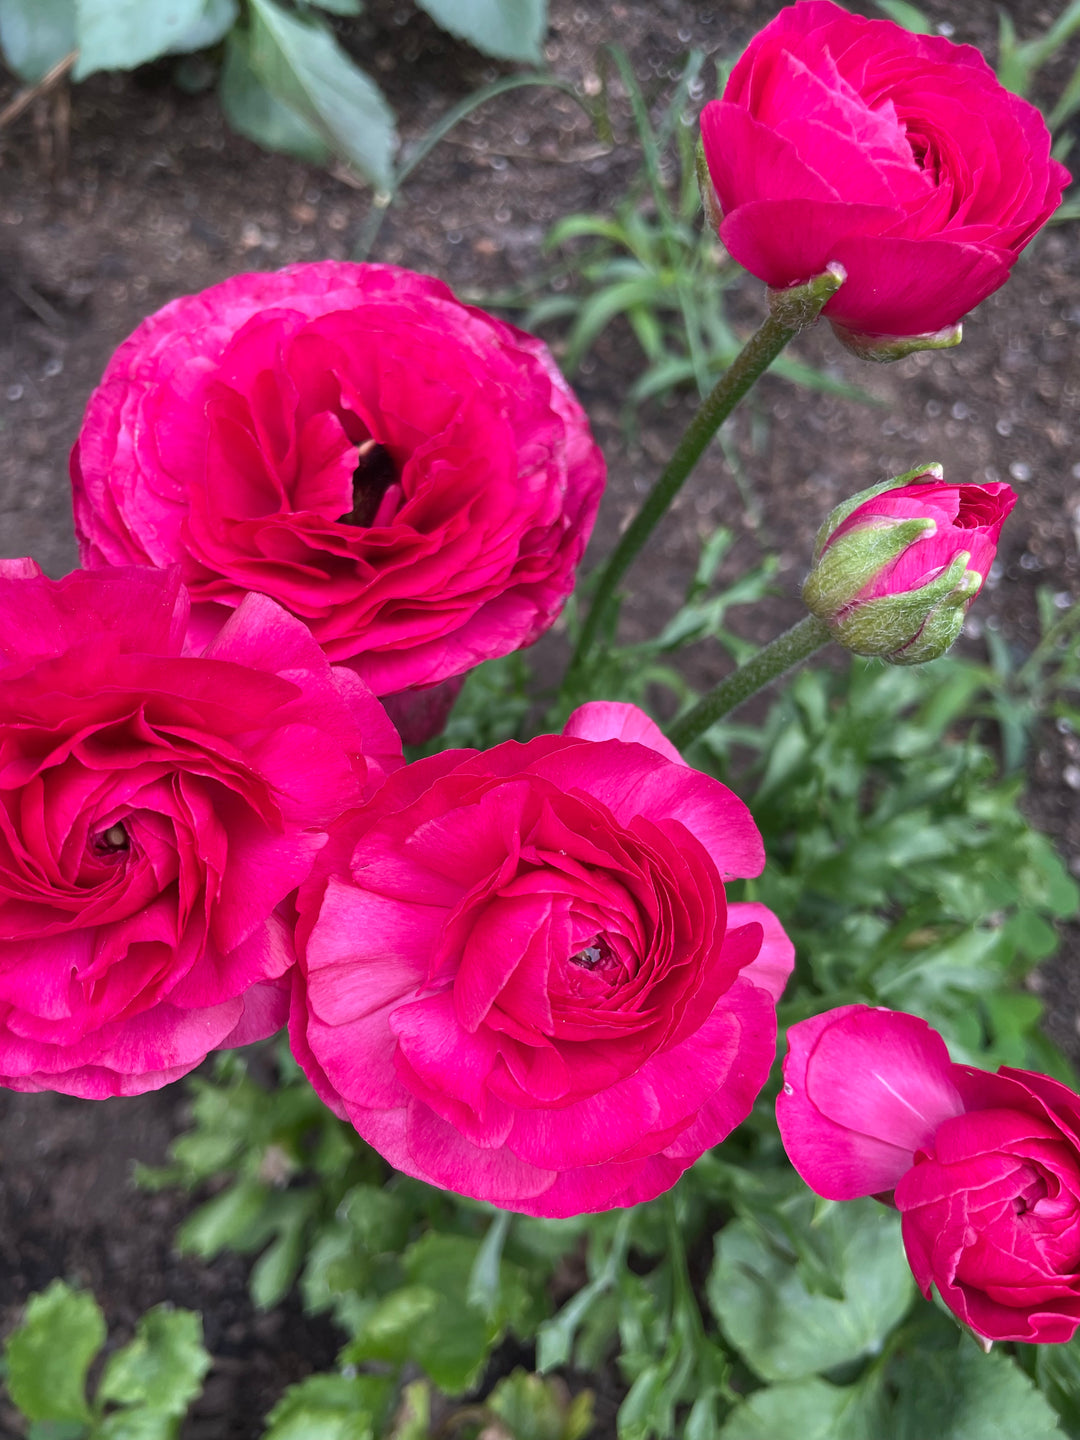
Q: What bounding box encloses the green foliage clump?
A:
[0,0,550,188]
[2,1280,210,1439]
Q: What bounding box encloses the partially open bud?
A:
[803,466,1016,665]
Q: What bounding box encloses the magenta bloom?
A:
[700,1,1069,340]
[803,472,1016,663]
[290,702,793,1216]
[778,1005,1080,1344]
[0,561,401,1098]
[820,477,1014,602]
[71,262,605,703]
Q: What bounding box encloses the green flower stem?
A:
[666,614,832,750]
[562,264,846,691]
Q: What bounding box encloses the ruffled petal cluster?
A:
[778,1005,1080,1343]
[71,262,605,700]
[701,0,1069,338]
[0,561,400,1097]
[291,702,794,1215]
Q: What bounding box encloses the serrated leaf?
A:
[416,0,545,62]
[707,1197,915,1382]
[73,0,208,78]
[248,0,396,186]
[6,1281,105,1423]
[97,1306,210,1417]
[264,1372,390,1440]
[0,0,75,82]
[345,1233,521,1395]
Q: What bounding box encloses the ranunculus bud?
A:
[802,467,1016,665]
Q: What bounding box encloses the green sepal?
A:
[696,136,723,234]
[830,321,963,363]
[830,551,973,659]
[803,516,936,621]
[887,568,982,665]
[810,463,943,565]
[767,264,847,330]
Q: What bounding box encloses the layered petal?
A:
[0,564,400,1096]
[291,702,785,1215]
[779,1005,1080,1344]
[700,0,1068,337]
[72,262,605,717]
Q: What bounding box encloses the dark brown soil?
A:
[0,1,1078,1433]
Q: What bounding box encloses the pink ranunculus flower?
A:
[803,469,1016,664]
[70,262,605,726]
[777,1005,1080,1344]
[700,1,1070,346]
[0,560,401,1098]
[290,701,794,1216]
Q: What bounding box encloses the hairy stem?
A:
[562,265,845,691]
[667,614,832,750]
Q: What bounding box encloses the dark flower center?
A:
[338,439,398,528]
[92,822,129,855]
[570,935,616,971]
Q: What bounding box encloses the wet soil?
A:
[0,0,1078,1432]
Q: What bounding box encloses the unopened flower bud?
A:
[803,467,1016,665]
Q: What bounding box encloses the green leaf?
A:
[0,0,75,82]
[97,1306,210,1417]
[467,1210,512,1319]
[416,0,546,63]
[95,1411,180,1440]
[175,1178,270,1257]
[1036,1331,1080,1436]
[248,0,396,187]
[166,0,238,54]
[890,1336,1063,1440]
[390,1381,431,1440]
[263,1373,391,1440]
[718,1378,881,1440]
[344,1231,538,1395]
[487,1369,595,1440]
[1048,57,1080,131]
[249,1220,309,1311]
[5,1281,105,1424]
[73,0,208,78]
[707,1197,915,1381]
[872,0,933,32]
[563,276,666,373]
[306,0,362,13]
